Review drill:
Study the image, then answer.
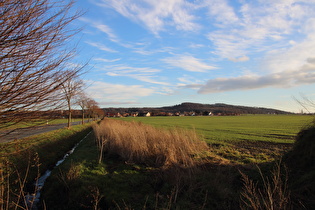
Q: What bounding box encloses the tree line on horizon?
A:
[103,102,294,117]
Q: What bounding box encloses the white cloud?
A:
[196,63,315,94]
[93,58,121,62]
[163,55,217,72]
[177,75,205,88]
[85,41,117,53]
[229,56,249,62]
[207,1,315,59]
[189,43,205,48]
[98,0,200,35]
[129,75,170,86]
[105,64,160,74]
[80,17,121,43]
[102,64,170,85]
[133,46,175,55]
[205,0,239,25]
[93,23,118,42]
[86,81,155,101]
[262,35,315,74]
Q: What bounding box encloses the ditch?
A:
[24,131,92,209]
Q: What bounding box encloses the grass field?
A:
[119,115,313,144]
[39,115,315,209]
[118,115,314,164]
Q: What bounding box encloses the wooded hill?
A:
[103,102,293,116]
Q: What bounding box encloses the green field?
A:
[119,115,314,163]
[119,115,313,144]
[39,115,315,209]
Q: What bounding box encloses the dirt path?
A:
[0,121,84,143]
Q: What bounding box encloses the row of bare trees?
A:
[0,0,103,130]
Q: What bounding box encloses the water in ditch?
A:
[25,131,92,209]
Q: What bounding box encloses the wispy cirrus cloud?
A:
[103,64,170,85]
[97,0,200,35]
[93,58,121,62]
[105,64,160,74]
[133,46,174,55]
[85,41,117,53]
[80,17,119,42]
[93,23,118,42]
[163,55,217,72]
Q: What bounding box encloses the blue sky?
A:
[71,0,315,112]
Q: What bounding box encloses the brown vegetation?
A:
[240,162,291,210]
[93,118,209,168]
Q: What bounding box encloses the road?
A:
[0,121,85,143]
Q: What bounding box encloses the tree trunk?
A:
[68,107,72,128]
[82,110,84,125]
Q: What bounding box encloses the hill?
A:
[103,102,293,116]
[162,102,292,114]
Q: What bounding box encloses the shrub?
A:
[284,122,315,208]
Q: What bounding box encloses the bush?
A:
[284,122,315,208]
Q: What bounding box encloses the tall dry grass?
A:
[93,118,209,168]
[0,154,41,210]
[240,161,292,210]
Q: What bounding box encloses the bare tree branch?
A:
[0,0,85,128]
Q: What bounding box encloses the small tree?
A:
[60,70,84,128]
[76,93,89,125]
[86,99,99,122]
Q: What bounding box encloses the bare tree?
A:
[75,92,89,125]
[0,0,83,128]
[86,98,101,122]
[93,106,105,120]
[60,70,84,128]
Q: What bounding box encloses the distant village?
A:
[105,111,218,118]
[101,102,295,118]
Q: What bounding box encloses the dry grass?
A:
[0,154,41,210]
[93,118,209,168]
[240,161,292,210]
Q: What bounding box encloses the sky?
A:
[71,0,315,112]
